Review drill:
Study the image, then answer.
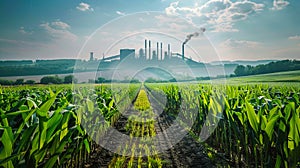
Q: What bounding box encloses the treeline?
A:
[40,75,77,84]
[0,79,35,85]
[234,60,300,76]
[0,65,74,77]
[88,77,140,84]
[0,59,79,77]
[0,75,77,85]
[144,77,177,83]
[0,76,141,85]
[0,59,121,77]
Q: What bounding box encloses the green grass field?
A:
[1,71,299,167]
[227,70,300,83]
[188,70,300,85]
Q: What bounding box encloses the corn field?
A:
[0,83,299,167]
[146,83,300,167]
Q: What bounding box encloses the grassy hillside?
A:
[228,70,300,83]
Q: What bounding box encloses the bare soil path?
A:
[84,88,215,168]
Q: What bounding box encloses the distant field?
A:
[1,80,299,167]
[227,70,300,83]
[1,70,299,85]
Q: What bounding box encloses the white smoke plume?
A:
[183,27,205,44]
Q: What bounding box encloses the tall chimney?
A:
[157,42,159,60]
[182,43,185,60]
[149,40,151,60]
[164,51,168,60]
[145,39,147,59]
[160,42,163,60]
[90,52,94,61]
[168,44,171,59]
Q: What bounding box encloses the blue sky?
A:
[0,0,299,62]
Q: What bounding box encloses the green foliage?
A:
[24,80,35,85]
[14,79,24,85]
[109,86,161,168]
[0,60,76,77]
[0,79,36,85]
[234,60,300,76]
[0,84,127,167]
[227,70,300,83]
[40,75,63,84]
[1,82,299,167]
[234,65,247,76]
[0,79,14,85]
[146,83,300,167]
[64,75,77,84]
[134,89,151,111]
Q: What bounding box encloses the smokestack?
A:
[145,39,147,59]
[164,51,168,60]
[157,42,159,60]
[149,40,151,60]
[90,52,94,61]
[168,44,170,59]
[182,44,185,60]
[160,42,163,60]
[182,28,206,60]
[183,32,199,45]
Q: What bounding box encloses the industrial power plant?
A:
[89,28,206,63]
[80,29,212,82]
[90,39,194,63]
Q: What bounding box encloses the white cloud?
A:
[212,23,239,32]
[288,35,300,40]
[288,35,300,48]
[270,0,289,11]
[40,21,77,41]
[216,38,269,61]
[76,2,94,12]
[116,11,126,16]
[165,1,180,16]
[164,0,265,32]
[19,27,34,35]
[19,27,26,34]
[221,39,262,48]
[19,27,33,35]
[153,14,190,33]
[51,21,70,29]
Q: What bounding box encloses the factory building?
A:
[120,49,135,60]
[143,40,171,61]
[95,39,187,62]
[139,48,145,60]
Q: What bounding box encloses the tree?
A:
[234,65,246,76]
[97,77,106,83]
[246,65,254,75]
[40,75,62,84]
[64,75,77,84]
[130,79,140,83]
[169,78,177,82]
[145,77,157,83]
[24,80,35,85]
[233,60,300,77]
[0,79,13,85]
[15,79,24,85]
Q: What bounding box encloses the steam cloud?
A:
[183,27,206,44]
